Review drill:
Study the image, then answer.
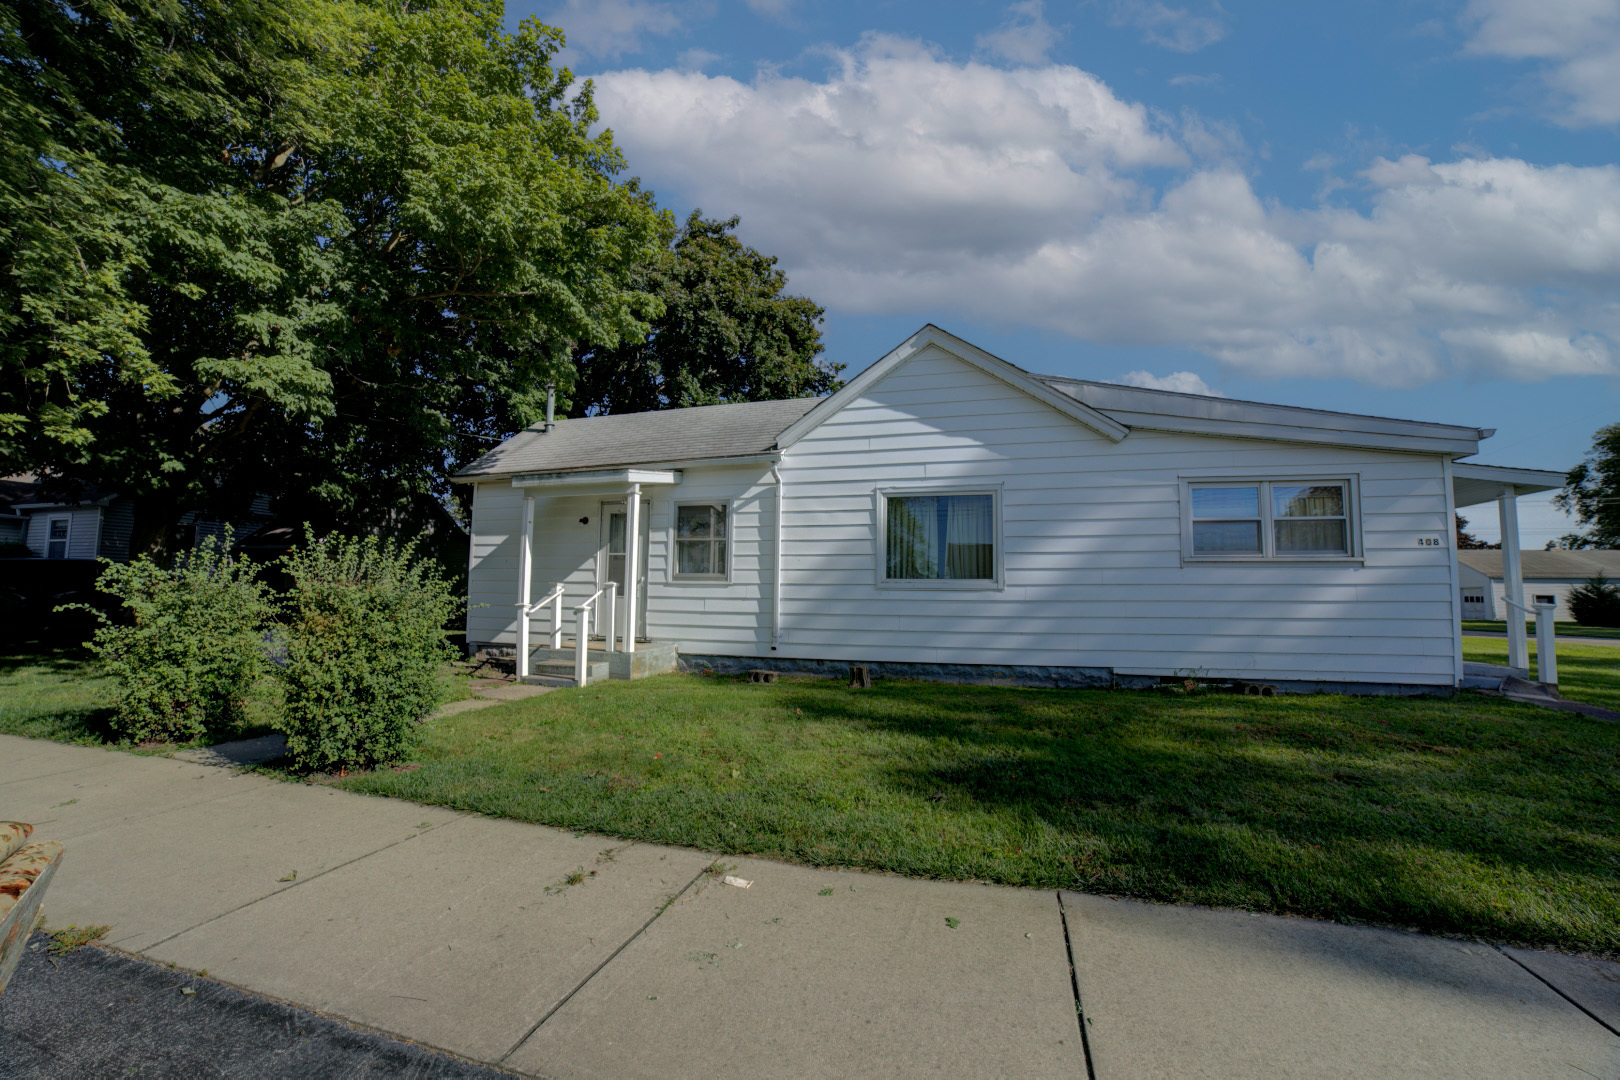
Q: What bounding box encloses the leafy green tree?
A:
[1,0,667,561]
[1554,423,1620,549]
[571,211,842,414]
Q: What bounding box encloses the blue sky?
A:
[510,0,1620,546]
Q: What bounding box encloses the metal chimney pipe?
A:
[544,383,555,432]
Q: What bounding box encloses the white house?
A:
[1458,550,1620,622]
[455,325,1563,692]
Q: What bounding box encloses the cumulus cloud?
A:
[1108,1,1228,53]
[591,38,1620,386]
[546,0,685,59]
[1119,370,1224,395]
[1464,0,1620,125]
[978,1,1063,65]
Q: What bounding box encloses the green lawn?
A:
[1463,619,1620,641]
[1462,637,1620,711]
[333,673,1620,955]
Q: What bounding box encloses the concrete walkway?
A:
[3,733,1617,1079]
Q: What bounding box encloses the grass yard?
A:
[337,673,1620,956]
[1463,619,1620,641]
[1461,637,1620,711]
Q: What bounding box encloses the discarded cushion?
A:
[0,822,31,865]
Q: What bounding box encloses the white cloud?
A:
[1463,0,1620,125]
[1108,1,1228,53]
[547,0,685,59]
[591,39,1620,387]
[677,48,721,70]
[1119,370,1224,395]
[978,1,1063,65]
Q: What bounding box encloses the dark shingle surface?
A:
[455,398,822,479]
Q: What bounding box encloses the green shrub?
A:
[77,536,271,743]
[276,531,458,772]
[1567,574,1620,627]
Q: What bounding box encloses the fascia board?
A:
[458,453,777,485]
[508,468,682,489]
[775,324,1129,449]
[1101,410,1481,456]
[1449,462,1568,488]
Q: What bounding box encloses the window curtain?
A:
[943,495,994,579]
[886,496,938,579]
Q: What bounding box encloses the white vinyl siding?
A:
[25,506,102,560]
[772,345,1456,686]
[464,343,1460,685]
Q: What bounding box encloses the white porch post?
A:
[516,494,535,678]
[625,483,640,654]
[1498,485,1527,672]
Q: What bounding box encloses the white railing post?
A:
[625,484,640,654]
[1536,602,1557,688]
[575,602,589,686]
[550,587,563,650]
[604,582,618,653]
[516,495,535,679]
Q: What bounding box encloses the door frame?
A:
[597,499,651,640]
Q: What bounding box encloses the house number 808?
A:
[1416,537,1442,546]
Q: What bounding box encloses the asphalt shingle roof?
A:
[1458,549,1620,580]
[454,398,823,479]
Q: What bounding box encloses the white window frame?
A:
[874,484,1004,591]
[1179,474,1362,564]
[669,500,733,584]
[44,514,71,560]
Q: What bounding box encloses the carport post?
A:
[1497,485,1527,673]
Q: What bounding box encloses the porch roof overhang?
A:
[509,468,681,495]
[1450,462,1565,508]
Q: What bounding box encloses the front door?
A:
[598,500,650,640]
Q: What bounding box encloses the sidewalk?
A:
[3,733,1616,1079]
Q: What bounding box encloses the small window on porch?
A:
[1535,594,1556,607]
[674,503,728,581]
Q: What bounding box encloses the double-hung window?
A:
[673,503,728,580]
[45,516,70,560]
[1185,479,1354,560]
[879,489,1000,587]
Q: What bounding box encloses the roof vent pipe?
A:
[543,383,555,433]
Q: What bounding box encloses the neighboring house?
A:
[0,476,135,562]
[456,325,1562,692]
[1458,550,1620,622]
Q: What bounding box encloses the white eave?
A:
[508,468,682,491]
[1450,463,1566,508]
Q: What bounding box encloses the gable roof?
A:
[775,325,1129,449]
[1039,377,1489,456]
[1458,549,1620,580]
[453,397,820,480]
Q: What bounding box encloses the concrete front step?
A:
[1461,661,1522,692]
[522,658,610,685]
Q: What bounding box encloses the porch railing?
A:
[1502,597,1558,688]
[515,584,565,679]
[572,583,617,687]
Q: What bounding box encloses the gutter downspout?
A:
[770,462,783,651]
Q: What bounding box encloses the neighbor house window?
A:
[880,490,999,586]
[1185,479,1354,559]
[45,516,70,560]
[674,503,728,580]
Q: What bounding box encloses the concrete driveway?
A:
[3,733,1616,1079]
